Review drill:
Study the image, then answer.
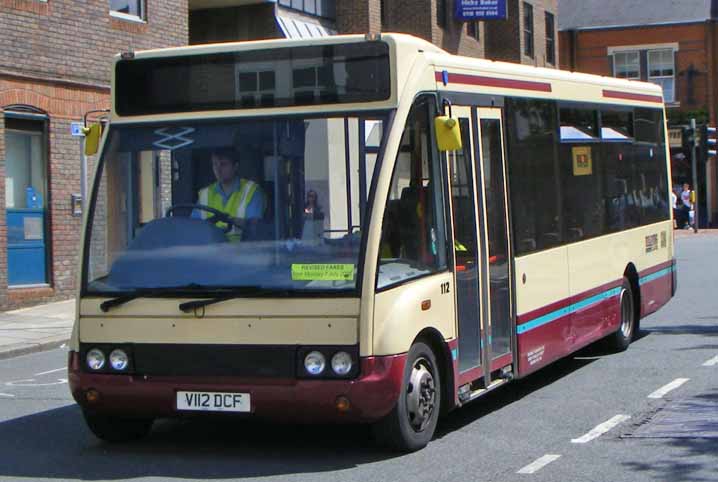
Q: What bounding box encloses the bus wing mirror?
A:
[82,123,102,156]
[435,116,462,151]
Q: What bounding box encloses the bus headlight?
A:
[304,351,326,375]
[109,349,129,371]
[86,348,106,371]
[331,351,353,376]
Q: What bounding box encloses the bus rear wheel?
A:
[83,411,154,443]
[606,277,635,352]
[372,341,441,452]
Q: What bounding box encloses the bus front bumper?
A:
[68,351,406,423]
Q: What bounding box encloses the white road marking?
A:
[702,355,718,367]
[571,415,631,444]
[0,393,15,398]
[647,378,690,399]
[35,367,65,376]
[5,378,68,387]
[517,454,561,474]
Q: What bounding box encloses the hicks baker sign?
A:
[455,0,508,21]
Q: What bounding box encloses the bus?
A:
[68,33,676,451]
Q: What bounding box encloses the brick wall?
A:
[0,1,188,309]
[336,0,382,34]
[0,0,188,86]
[190,4,280,44]
[558,23,711,116]
[486,0,556,67]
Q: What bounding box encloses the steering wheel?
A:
[165,204,234,233]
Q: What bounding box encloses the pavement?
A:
[0,229,717,361]
[0,299,75,360]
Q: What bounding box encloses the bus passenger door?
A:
[475,108,514,375]
[446,106,486,378]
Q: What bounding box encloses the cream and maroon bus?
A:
[69,33,676,451]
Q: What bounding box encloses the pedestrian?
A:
[680,183,692,229]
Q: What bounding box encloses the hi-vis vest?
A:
[198,180,259,240]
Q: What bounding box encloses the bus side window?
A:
[377,96,447,289]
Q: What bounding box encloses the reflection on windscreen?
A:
[87,115,386,294]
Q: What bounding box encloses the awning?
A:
[276,15,336,39]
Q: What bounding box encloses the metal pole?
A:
[80,136,88,211]
[691,118,699,233]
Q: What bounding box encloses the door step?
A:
[458,377,509,404]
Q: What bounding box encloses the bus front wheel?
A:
[606,277,636,352]
[372,341,441,452]
[83,411,154,443]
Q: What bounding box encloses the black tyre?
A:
[83,412,154,443]
[372,341,441,452]
[606,277,636,352]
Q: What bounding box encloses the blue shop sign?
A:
[455,0,507,21]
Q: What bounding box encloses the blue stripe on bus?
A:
[517,265,674,336]
[639,267,673,286]
[517,287,621,335]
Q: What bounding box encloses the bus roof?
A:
[110,33,663,123]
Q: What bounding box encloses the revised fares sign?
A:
[455,0,508,21]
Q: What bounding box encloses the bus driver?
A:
[193,147,265,241]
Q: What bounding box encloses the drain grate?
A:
[627,395,718,439]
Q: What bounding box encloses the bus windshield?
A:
[85,113,388,295]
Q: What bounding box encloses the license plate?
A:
[176,391,251,413]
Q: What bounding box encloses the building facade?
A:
[190,0,558,68]
[0,0,188,309]
[558,0,718,227]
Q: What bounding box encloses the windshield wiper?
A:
[99,284,211,312]
[178,287,289,313]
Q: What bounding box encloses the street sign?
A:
[70,122,84,137]
[455,0,507,21]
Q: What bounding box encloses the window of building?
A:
[437,0,446,29]
[648,49,675,102]
[523,2,534,58]
[109,0,145,21]
[467,21,480,41]
[377,96,448,289]
[545,12,555,64]
[614,51,640,79]
[279,0,336,19]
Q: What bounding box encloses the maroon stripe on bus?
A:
[516,278,623,325]
[490,353,514,372]
[435,71,553,92]
[639,259,674,277]
[603,89,663,104]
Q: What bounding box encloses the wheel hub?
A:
[620,288,634,338]
[406,358,436,432]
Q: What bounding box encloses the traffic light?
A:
[700,124,717,162]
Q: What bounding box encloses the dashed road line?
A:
[0,393,15,398]
[702,355,718,367]
[571,415,631,444]
[517,454,561,474]
[647,378,690,399]
[35,367,65,376]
